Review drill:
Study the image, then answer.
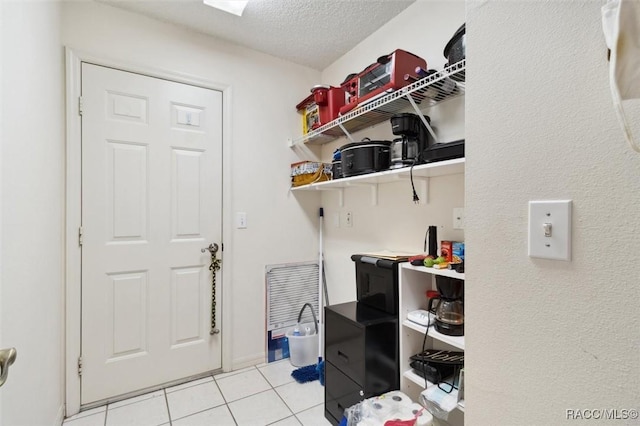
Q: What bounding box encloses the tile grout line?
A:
[257,367,298,424]
[163,389,172,426]
[211,372,239,426]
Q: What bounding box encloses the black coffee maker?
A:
[428,276,464,336]
[389,113,431,169]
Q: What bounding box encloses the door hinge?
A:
[78,96,84,116]
[78,226,83,246]
[77,356,83,377]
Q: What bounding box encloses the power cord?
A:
[420,315,431,389]
[410,159,419,203]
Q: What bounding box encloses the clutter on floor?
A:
[340,391,433,426]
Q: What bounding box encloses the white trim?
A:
[64,47,234,416]
[231,353,267,371]
[55,404,65,426]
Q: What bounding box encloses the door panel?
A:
[81,63,223,404]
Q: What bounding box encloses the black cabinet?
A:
[324,302,399,425]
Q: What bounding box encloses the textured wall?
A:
[466,1,640,424]
[1,1,65,424]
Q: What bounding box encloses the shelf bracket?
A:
[288,137,319,161]
[338,188,344,207]
[337,122,355,143]
[406,95,439,144]
[343,182,379,206]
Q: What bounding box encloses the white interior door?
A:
[80,63,223,404]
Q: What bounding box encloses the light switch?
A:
[528,200,572,261]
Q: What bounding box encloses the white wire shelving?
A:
[289,60,466,147]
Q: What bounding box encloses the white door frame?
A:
[64,47,234,416]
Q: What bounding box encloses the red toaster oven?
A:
[340,49,427,115]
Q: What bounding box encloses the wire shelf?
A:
[291,60,466,146]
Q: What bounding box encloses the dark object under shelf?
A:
[423,139,465,163]
[324,302,399,425]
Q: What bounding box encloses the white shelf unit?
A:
[290,158,464,206]
[290,60,466,147]
[398,262,465,421]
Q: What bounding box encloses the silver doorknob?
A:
[201,243,219,254]
[0,347,17,388]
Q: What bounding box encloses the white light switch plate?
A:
[528,200,572,261]
[236,212,247,229]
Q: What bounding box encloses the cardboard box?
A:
[440,241,453,262]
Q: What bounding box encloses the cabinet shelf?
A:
[403,370,464,412]
[291,158,464,192]
[291,60,466,147]
[402,319,465,350]
[400,262,465,280]
[403,369,434,389]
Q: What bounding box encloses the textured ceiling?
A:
[97,0,416,70]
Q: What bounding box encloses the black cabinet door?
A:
[324,361,363,423]
[325,309,365,384]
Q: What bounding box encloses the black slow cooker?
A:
[444,23,465,66]
[340,138,391,177]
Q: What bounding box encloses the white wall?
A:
[1,1,66,425]
[316,1,466,304]
[466,1,640,424]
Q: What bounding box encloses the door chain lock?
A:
[201,244,221,335]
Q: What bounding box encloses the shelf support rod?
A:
[406,95,439,143]
[337,122,355,143]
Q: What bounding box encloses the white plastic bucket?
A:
[286,322,318,367]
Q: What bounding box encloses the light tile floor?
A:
[63,360,332,426]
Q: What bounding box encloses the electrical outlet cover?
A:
[453,208,465,229]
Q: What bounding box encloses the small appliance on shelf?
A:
[389,113,433,169]
[339,49,427,115]
[339,138,391,178]
[422,139,465,163]
[295,85,346,134]
[427,276,464,336]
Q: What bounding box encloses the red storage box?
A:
[296,85,346,134]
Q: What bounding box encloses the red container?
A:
[339,75,359,115]
[296,85,346,133]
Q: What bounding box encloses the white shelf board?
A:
[403,369,434,389]
[291,158,464,192]
[404,370,465,412]
[402,319,465,350]
[401,262,465,280]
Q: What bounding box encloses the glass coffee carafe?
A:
[427,276,464,336]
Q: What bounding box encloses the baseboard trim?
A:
[55,404,65,426]
[231,353,265,370]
